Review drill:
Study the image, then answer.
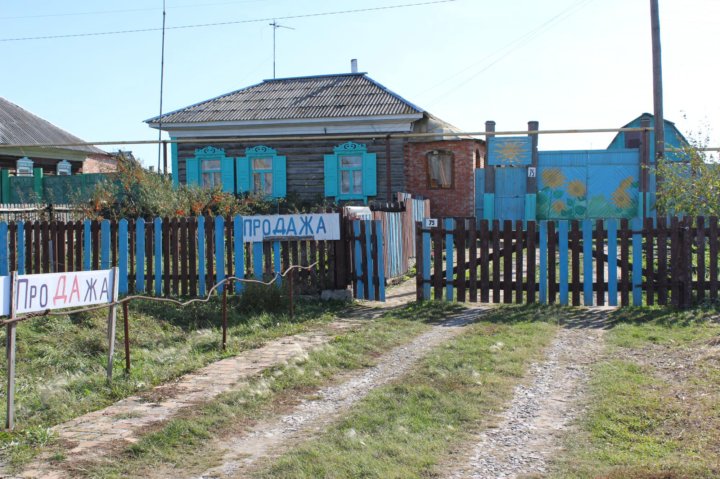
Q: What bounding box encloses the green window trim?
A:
[236,146,287,198]
[324,142,377,203]
[186,146,234,193]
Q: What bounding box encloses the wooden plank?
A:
[41,221,50,273]
[352,221,363,299]
[225,217,233,279]
[502,220,512,304]
[128,220,135,290]
[559,220,569,306]
[48,221,57,272]
[433,225,443,300]
[146,218,154,293]
[620,218,630,307]
[456,219,466,302]
[570,220,581,306]
[180,218,188,296]
[9,222,17,273]
[111,220,118,268]
[515,220,523,304]
[422,225,432,300]
[100,220,110,270]
[607,219,618,306]
[656,216,668,306]
[416,222,424,302]
[56,221,66,273]
[233,216,244,294]
[371,221,381,300]
[83,220,91,271]
[492,220,500,303]
[632,218,643,306]
[135,219,145,292]
[91,220,100,271]
[670,217,679,308]
[376,220,386,301]
[318,240,327,290]
[215,216,225,293]
[548,221,557,304]
[206,216,214,291]
[595,219,605,306]
[682,217,692,308]
[445,218,455,302]
[118,219,128,294]
[188,218,197,296]
[709,216,718,301]
[197,216,206,296]
[25,222,33,274]
[468,218,478,302]
[644,217,655,306]
[154,218,163,296]
[583,219,593,306]
[33,221,42,274]
[696,217,705,302]
[171,217,179,295]
[526,221,536,303]
[365,221,375,301]
[161,218,170,296]
[479,219,489,303]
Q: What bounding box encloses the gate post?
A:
[483,121,496,221]
[526,121,539,223]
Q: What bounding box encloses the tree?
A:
[654,139,720,217]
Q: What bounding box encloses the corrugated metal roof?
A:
[0,97,105,154]
[147,73,425,125]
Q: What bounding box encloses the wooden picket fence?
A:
[349,219,386,301]
[0,216,353,297]
[416,217,719,308]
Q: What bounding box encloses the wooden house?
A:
[146,67,484,218]
[0,97,113,176]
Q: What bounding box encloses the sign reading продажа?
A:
[241,213,340,243]
[12,270,116,315]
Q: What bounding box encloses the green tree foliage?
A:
[654,139,720,217]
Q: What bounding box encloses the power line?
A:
[0,0,457,42]
[425,0,594,105]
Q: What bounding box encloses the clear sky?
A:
[2,0,718,167]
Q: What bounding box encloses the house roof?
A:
[146,73,425,125]
[608,112,690,149]
[0,97,105,155]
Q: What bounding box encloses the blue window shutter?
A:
[236,156,250,193]
[272,155,287,198]
[220,158,235,193]
[324,154,338,197]
[362,153,377,197]
[186,158,199,186]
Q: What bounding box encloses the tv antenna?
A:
[269,19,294,79]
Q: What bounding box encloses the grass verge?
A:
[553,306,720,478]
[0,284,346,468]
[75,300,464,478]
[255,304,563,478]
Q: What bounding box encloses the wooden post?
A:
[123,301,131,374]
[484,121,496,221]
[640,116,651,219]
[106,267,120,382]
[650,0,665,160]
[288,269,295,320]
[221,283,228,350]
[5,272,17,430]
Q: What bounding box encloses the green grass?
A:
[255,304,562,479]
[0,284,346,468]
[80,301,464,478]
[553,306,720,478]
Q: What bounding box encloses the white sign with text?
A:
[241,214,340,242]
[13,270,116,315]
[0,276,9,317]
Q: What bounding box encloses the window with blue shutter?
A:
[236,146,287,198]
[188,146,234,192]
[324,142,376,202]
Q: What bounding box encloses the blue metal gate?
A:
[495,167,526,222]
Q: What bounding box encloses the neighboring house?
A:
[606,112,689,160]
[0,97,114,175]
[146,66,484,217]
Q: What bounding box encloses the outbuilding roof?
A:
[0,97,105,154]
[147,73,425,125]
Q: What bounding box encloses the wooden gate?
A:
[495,167,526,222]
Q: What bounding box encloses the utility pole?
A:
[650,0,664,160]
[269,20,294,79]
[157,0,167,172]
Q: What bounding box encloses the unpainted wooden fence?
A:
[416,217,718,308]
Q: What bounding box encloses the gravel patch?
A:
[445,315,609,479]
[194,310,482,479]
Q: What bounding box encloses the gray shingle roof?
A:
[0,97,105,155]
[147,73,424,125]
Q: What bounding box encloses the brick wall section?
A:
[82,154,117,173]
[404,139,484,218]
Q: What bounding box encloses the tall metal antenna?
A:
[157,0,167,172]
[269,19,294,79]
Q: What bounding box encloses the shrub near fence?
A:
[416,217,719,309]
[0,216,351,297]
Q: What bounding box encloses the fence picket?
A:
[468,218,478,302]
[17,221,25,275]
[353,221,364,300]
[0,222,7,276]
[119,219,128,294]
[696,216,705,302]
[559,220,569,306]
[197,216,206,296]
[154,218,162,296]
[670,217,679,308]
[445,218,455,302]
[632,218,643,306]
[456,220,466,302]
[479,219,489,303]
[101,220,110,270]
[514,220,523,304]
[595,219,605,306]
[215,216,225,293]
[527,221,536,303]
[620,218,630,306]
[548,221,557,304]
[710,216,718,301]
[233,216,244,294]
[539,221,547,304]
[607,219,618,306]
[179,218,188,296]
[172,218,180,295]
[583,219,593,306]
[570,221,581,306]
[502,220,512,304]
[376,220,386,301]
[83,220,91,271]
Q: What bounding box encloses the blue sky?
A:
[2,0,718,166]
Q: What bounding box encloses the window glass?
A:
[253,172,273,195]
[202,172,221,188]
[252,158,272,170]
[340,155,362,168]
[427,150,453,189]
[202,159,221,171]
